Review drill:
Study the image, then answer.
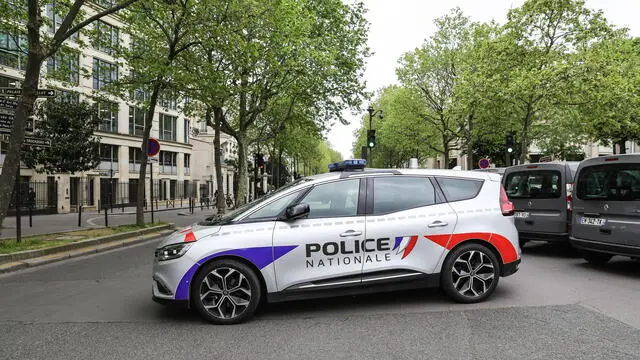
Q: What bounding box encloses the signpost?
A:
[0,114,34,133]
[0,98,18,109]
[478,158,491,169]
[0,88,56,97]
[147,138,160,223]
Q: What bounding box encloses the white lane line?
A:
[86,217,102,227]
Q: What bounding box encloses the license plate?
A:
[514,211,530,218]
[580,217,606,226]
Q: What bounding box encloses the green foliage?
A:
[23,100,101,174]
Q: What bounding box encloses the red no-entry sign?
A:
[148,138,160,157]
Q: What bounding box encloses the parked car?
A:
[502,162,580,248]
[152,160,521,324]
[570,154,640,264]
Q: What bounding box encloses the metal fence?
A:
[97,179,199,210]
[8,180,58,215]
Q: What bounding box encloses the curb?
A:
[0,229,176,274]
[0,223,176,265]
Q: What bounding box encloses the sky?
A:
[327,0,640,159]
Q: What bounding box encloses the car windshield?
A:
[197,177,311,226]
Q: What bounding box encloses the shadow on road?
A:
[575,257,640,279]
[521,241,581,259]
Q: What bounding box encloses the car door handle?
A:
[584,212,601,216]
[428,221,448,228]
[599,228,612,235]
[524,220,534,225]
[339,230,362,237]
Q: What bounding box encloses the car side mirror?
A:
[285,203,309,220]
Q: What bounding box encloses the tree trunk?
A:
[135,81,162,225]
[442,135,450,169]
[213,107,226,214]
[0,55,43,233]
[615,139,627,154]
[235,131,248,207]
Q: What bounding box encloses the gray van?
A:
[570,154,640,264]
[502,162,580,247]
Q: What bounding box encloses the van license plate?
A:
[514,211,530,218]
[580,217,606,226]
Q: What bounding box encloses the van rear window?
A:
[576,164,640,201]
[504,170,561,198]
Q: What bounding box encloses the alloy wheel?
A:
[199,267,252,319]
[451,250,496,298]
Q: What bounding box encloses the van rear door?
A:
[573,157,640,246]
[503,165,568,237]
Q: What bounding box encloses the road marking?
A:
[86,217,102,227]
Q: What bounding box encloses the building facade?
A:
[0,3,235,213]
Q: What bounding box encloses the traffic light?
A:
[505,133,515,154]
[367,130,376,148]
[256,153,265,174]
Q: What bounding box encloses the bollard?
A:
[78,205,82,227]
[104,204,109,227]
[28,206,33,228]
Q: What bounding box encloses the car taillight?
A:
[566,183,573,211]
[184,230,197,243]
[500,185,514,216]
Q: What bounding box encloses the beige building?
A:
[0,3,238,213]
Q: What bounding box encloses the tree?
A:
[579,36,640,152]
[0,0,140,232]
[396,8,475,168]
[114,0,201,225]
[484,0,614,163]
[22,99,101,174]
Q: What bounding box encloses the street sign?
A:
[1,134,50,147]
[0,88,56,97]
[0,98,18,109]
[0,114,34,133]
[478,158,490,169]
[147,137,160,156]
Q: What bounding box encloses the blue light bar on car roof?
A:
[328,159,367,172]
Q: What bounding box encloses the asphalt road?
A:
[0,241,639,359]
[0,206,215,239]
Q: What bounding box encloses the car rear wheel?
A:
[581,251,612,265]
[440,243,500,303]
[191,259,262,325]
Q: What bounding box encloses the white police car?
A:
[152,160,521,324]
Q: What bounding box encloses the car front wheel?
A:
[191,259,262,325]
[440,243,500,303]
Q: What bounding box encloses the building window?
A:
[159,113,177,141]
[159,92,177,110]
[92,20,119,55]
[55,90,80,104]
[92,58,117,90]
[184,119,190,144]
[0,75,20,88]
[0,32,26,70]
[159,151,177,174]
[46,1,78,41]
[128,106,146,136]
[94,0,116,7]
[184,153,191,175]
[46,50,80,84]
[128,147,142,172]
[95,100,118,133]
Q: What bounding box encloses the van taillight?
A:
[566,183,573,211]
[605,157,619,162]
[500,185,514,216]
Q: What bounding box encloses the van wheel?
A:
[441,243,500,303]
[581,251,612,265]
[191,259,262,325]
[519,240,528,250]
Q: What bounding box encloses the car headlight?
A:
[155,243,193,262]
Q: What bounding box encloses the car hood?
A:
[156,223,222,248]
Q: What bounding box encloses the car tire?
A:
[440,243,500,304]
[191,259,262,325]
[581,251,612,265]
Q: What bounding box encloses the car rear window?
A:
[504,170,561,198]
[576,164,640,201]
[372,177,436,214]
[436,177,483,202]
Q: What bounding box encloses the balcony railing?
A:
[98,161,118,172]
